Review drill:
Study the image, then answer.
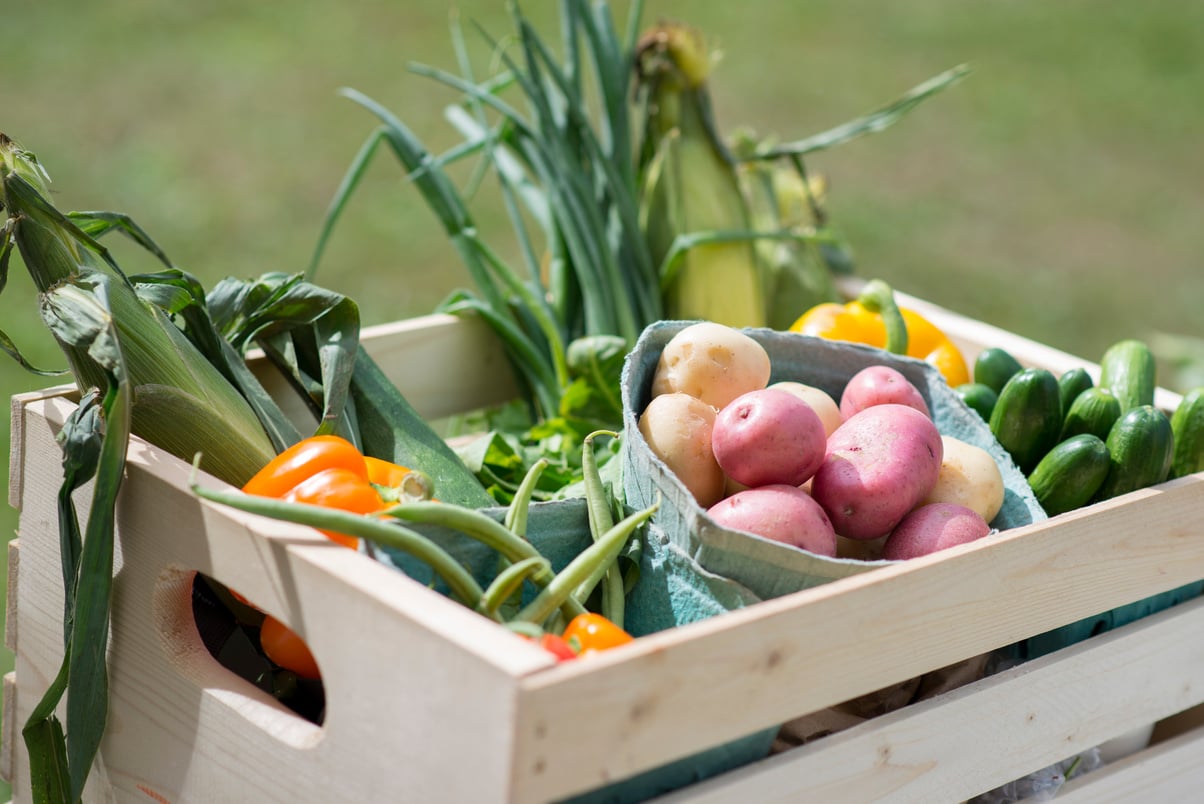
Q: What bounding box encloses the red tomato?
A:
[538,633,579,662]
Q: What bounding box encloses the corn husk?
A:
[1,133,275,486]
[635,23,766,328]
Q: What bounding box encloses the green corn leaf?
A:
[23,656,72,804]
[68,210,175,270]
[0,326,67,376]
[66,375,128,802]
[25,275,131,804]
[54,388,104,643]
[749,64,972,160]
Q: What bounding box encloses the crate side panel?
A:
[510,475,1204,802]
[650,596,1204,803]
[10,395,538,804]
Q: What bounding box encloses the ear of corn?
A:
[1,133,276,487]
[635,23,766,328]
[736,143,844,329]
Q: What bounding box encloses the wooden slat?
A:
[1,671,14,785]
[510,474,1204,802]
[1056,722,1204,802]
[8,386,74,512]
[248,313,520,424]
[897,291,1183,411]
[649,596,1204,803]
[5,540,17,654]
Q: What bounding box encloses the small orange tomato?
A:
[259,614,321,679]
[561,613,634,655]
[281,467,386,549]
[242,435,369,498]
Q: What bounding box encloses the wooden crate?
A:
[3,303,1204,803]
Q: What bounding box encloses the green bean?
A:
[505,457,548,538]
[480,556,550,619]
[515,497,659,627]
[191,481,490,617]
[382,500,585,620]
[574,430,626,627]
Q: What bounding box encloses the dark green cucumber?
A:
[1098,339,1156,413]
[1060,387,1121,442]
[955,382,998,422]
[1027,433,1111,516]
[1094,405,1174,501]
[1057,367,1093,417]
[989,367,1063,473]
[1170,387,1204,478]
[974,347,1024,395]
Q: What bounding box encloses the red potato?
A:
[810,404,943,540]
[881,502,991,560]
[712,388,827,488]
[707,484,838,557]
[839,365,930,420]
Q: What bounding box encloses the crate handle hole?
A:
[154,567,327,740]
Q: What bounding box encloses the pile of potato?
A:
[638,322,1007,561]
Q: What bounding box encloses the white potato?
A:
[638,392,726,507]
[769,381,843,437]
[921,435,1005,523]
[651,322,771,410]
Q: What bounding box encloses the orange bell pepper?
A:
[241,435,391,550]
[259,614,322,679]
[242,435,369,498]
[280,467,386,550]
[364,455,435,502]
[790,280,969,387]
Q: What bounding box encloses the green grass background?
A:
[2,1,1203,795]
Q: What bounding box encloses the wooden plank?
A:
[361,313,519,419]
[1,671,14,785]
[648,595,1204,803]
[1056,722,1204,802]
[4,540,16,654]
[510,474,1204,802]
[897,291,1183,411]
[8,386,74,512]
[248,313,519,424]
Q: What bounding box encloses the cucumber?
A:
[1098,339,1156,413]
[1094,405,1174,501]
[1027,434,1111,516]
[954,382,998,422]
[1170,387,1204,478]
[1060,387,1121,442]
[1056,367,1094,417]
[989,367,1063,473]
[974,347,1024,395]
